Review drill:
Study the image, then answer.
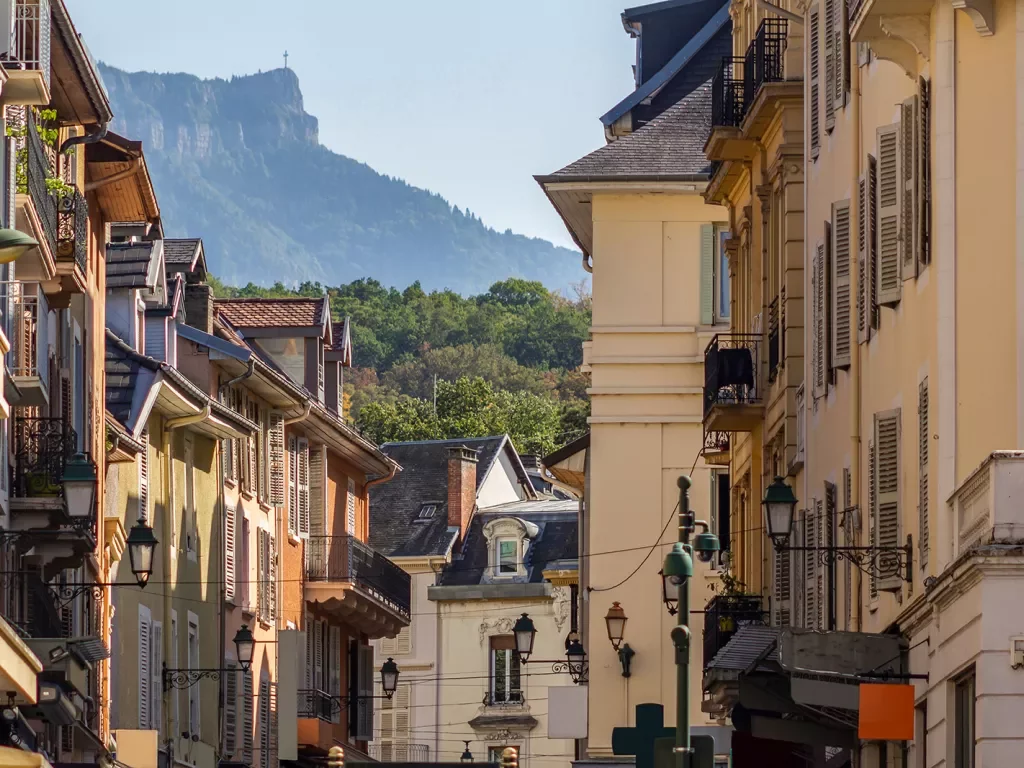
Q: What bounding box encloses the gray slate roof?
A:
[105,330,159,427]
[368,436,513,558]
[438,500,578,587]
[542,80,712,180]
[163,238,201,265]
[107,241,160,289]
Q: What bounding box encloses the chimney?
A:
[184,283,214,334]
[447,446,478,541]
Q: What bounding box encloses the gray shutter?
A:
[242,671,254,764]
[875,409,902,591]
[258,678,270,768]
[835,0,849,109]
[773,546,791,626]
[868,438,878,599]
[307,442,322,537]
[876,123,902,305]
[356,645,375,741]
[269,412,285,507]
[919,378,929,569]
[269,533,277,622]
[858,174,867,342]
[824,0,835,131]
[868,155,879,330]
[330,625,342,724]
[901,96,919,280]
[803,507,819,629]
[138,607,151,729]
[809,6,821,158]
[225,501,236,602]
[699,223,715,325]
[812,241,826,398]
[269,683,278,768]
[224,660,238,758]
[152,620,162,736]
[918,77,931,269]
[831,200,852,369]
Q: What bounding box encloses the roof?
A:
[541,81,713,181]
[601,3,730,127]
[437,500,578,587]
[106,240,163,289]
[327,318,354,365]
[623,0,713,23]
[368,436,532,558]
[542,433,590,468]
[215,297,331,334]
[705,625,780,673]
[164,238,201,265]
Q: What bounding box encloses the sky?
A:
[63,0,639,251]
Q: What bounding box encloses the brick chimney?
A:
[184,282,214,334]
[447,446,478,541]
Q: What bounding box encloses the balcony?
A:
[702,594,768,668]
[711,56,746,130]
[55,188,88,288]
[12,108,58,282]
[369,743,430,762]
[3,280,49,406]
[305,535,411,638]
[703,333,764,432]
[701,429,730,466]
[953,452,1024,559]
[0,0,52,106]
[297,688,338,723]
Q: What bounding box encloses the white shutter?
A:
[138,428,150,523]
[269,412,286,507]
[875,409,902,591]
[918,77,931,270]
[833,0,849,111]
[299,438,311,538]
[288,435,298,536]
[804,507,820,630]
[901,96,919,280]
[809,6,820,158]
[876,123,902,306]
[699,223,715,325]
[152,621,163,736]
[268,533,277,622]
[258,678,270,768]
[824,0,835,131]
[257,528,266,622]
[356,645,374,741]
[397,625,412,655]
[224,660,238,758]
[308,442,323,537]
[831,200,852,369]
[330,625,342,724]
[138,605,151,729]
[347,477,357,534]
[242,671,254,764]
[919,378,929,569]
[225,501,236,602]
[773,546,791,626]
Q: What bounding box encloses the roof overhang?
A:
[50,0,113,126]
[105,412,146,461]
[542,433,589,494]
[86,133,160,225]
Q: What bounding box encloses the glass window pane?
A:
[719,230,731,319]
[499,540,517,573]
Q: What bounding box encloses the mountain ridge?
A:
[98,64,583,294]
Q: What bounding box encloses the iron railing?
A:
[22,108,58,256]
[3,569,99,639]
[483,688,524,707]
[745,18,788,105]
[297,688,336,721]
[369,744,430,763]
[703,594,768,667]
[2,281,48,387]
[768,296,780,382]
[4,0,51,89]
[703,333,762,420]
[711,57,746,128]
[57,189,88,273]
[306,535,412,617]
[10,417,77,498]
[702,429,731,458]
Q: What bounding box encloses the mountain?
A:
[97,64,583,294]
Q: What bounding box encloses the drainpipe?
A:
[218,359,255,397]
[582,254,593,274]
[283,403,312,425]
[850,53,863,633]
[83,157,142,193]
[59,121,108,154]
[364,462,398,493]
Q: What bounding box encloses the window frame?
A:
[489,640,521,705]
[954,669,976,768]
[187,612,200,738]
[496,537,519,576]
[714,225,731,323]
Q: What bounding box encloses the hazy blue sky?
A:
[63,0,637,250]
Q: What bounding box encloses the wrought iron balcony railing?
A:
[701,429,730,459]
[2,280,49,388]
[702,594,768,667]
[703,333,763,420]
[305,535,412,617]
[745,18,788,105]
[57,189,88,273]
[11,416,77,498]
[297,688,336,721]
[711,57,746,128]
[369,743,430,763]
[21,108,58,256]
[483,688,524,707]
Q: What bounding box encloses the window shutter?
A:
[313,619,324,692]
[858,175,867,342]
[257,528,266,622]
[918,77,931,269]
[258,408,269,503]
[875,409,902,591]
[803,508,819,630]
[809,6,821,158]
[824,484,837,628]
[224,661,238,758]
[919,378,929,569]
[831,200,852,369]
[868,438,878,599]
[868,155,879,329]
[699,224,715,325]
[258,678,270,768]
[152,621,163,735]
[269,683,278,768]
[347,477,357,534]
[356,645,375,741]
[242,671,254,764]
[824,0,835,131]
[901,96,919,280]
[393,684,411,756]
[834,0,849,111]
[876,123,902,306]
[269,412,285,507]
[299,438,311,538]
[225,502,236,602]
[397,625,412,655]
[812,241,825,398]
[247,399,258,495]
[304,611,313,691]
[138,429,150,523]
[330,625,342,724]
[268,533,277,621]
[773,546,791,626]
[288,435,298,535]
[843,467,853,628]
[138,606,151,729]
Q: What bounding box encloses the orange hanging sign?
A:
[858,683,915,741]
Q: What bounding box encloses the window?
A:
[489,636,521,704]
[488,746,520,765]
[954,670,975,768]
[709,470,730,565]
[700,224,730,326]
[417,504,436,520]
[874,409,902,592]
[716,226,730,321]
[497,538,518,575]
[188,614,200,737]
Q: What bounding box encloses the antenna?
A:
[433,374,438,416]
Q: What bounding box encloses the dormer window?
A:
[482,517,538,581]
[497,538,518,574]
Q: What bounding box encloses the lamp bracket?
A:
[779,535,914,583]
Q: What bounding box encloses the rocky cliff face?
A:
[99,64,581,293]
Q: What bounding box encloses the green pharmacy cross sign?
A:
[612,704,715,768]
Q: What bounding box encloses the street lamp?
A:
[61,453,96,521]
[566,637,587,684]
[762,476,798,548]
[0,228,38,264]
[511,613,588,683]
[234,625,255,671]
[460,741,474,763]
[164,626,260,689]
[604,602,627,650]
[512,613,536,662]
[380,657,400,699]
[126,517,158,588]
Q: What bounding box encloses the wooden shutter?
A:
[834,0,849,111]
[699,224,715,325]
[812,241,825,398]
[269,412,285,507]
[247,398,258,495]
[842,467,853,628]
[347,477,357,534]
[299,438,311,538]
[356,645,375,741]
[330,625,342,724]
[824,0,836,131]
[918,77,931,270]
[876,123,902,306]
[258,408,269,503]
[393,684,411,756]
[901,96,919,280]
[224,661,238,758]
[919,378,929,568]
[152,621,163,735]
[875,409,902,591]
[858,174,867,342]
[868,155,879,329]
[268,533,277,621]
[809,6,821,157]
[397,625,412,655]
[868,438,878,599]
[258,678,270,768]
[138,606,151,729]
[257,528,266,622]
[773,546,791,626]
[304,611,313,691]
[288,435,298,536]
[225,501,236,602]
[138,429,150,523]
[831,200,852,369]
[242,671,254,764]
[268,683,278,768]
[803,508,819,630]
[313,619,324,692]
[824,484,837,628]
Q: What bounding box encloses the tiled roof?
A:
[330,318,350,351]
[105,330,160,427]
[106,241,160,289]
[437,500,578,587]
[163,238,201,265]
[215,297,329,330]
[542,80,713,180]
[368,436,511,558]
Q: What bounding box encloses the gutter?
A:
[84,157,142,193]
[60,121,108,155]
[283,403,312,425]
[534,172,711,185]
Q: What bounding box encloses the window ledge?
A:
[289,533,301,546]
[240,490,255,502]
[259,501,273,513]
[258,618,273,631]
[225,479,237,489]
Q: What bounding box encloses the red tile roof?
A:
[215,297,329,330]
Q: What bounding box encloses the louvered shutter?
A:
[258,408,268,503]
[258,678,270,768]
[868,156,879,329]
[268,533,277,621]
[138,429,150,523]
[152,621,163,735]
[224,661,238,758]
[919,378,929,569]
[875,409,902,591]
[901,96,919,280]
[269,683,278,768]
[299,439,311,538]
[313,619,324,691]
[834,0,849,111]
[824,484,837,629]
[843,468,853,628]
[824,0,835,131]
[831,200,852,369]
[347,477,357,534]
[803,508,819,630]
[858,174,867,342]
[138,606,151,729]
[393,684,411,757]
[242,671,254,764]
[699,223,715,325]
[288,435,298,536]
[812,241,825,398]
[269,412,285,507]
[773,546,791,626]
[918,77,931,269]
[6,136,16,227]
[397,625,412,655]
[809,6,820,157]
[876,123,902,305]
[225,502,236,602]
[257,529,266,622]
[304,610,313,691]
[356,645,374,741]
[868,439,878,599]
[247,398,258,495]
[330,625,342,724]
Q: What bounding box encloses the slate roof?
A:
[106,241,160,289]
[105,330,160,427]
[539,81,713,180]
[163,238,201,265]
[330,318,351,352]
[215,297,330,331]
[437,500,578,587]
[368,436,515,558]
